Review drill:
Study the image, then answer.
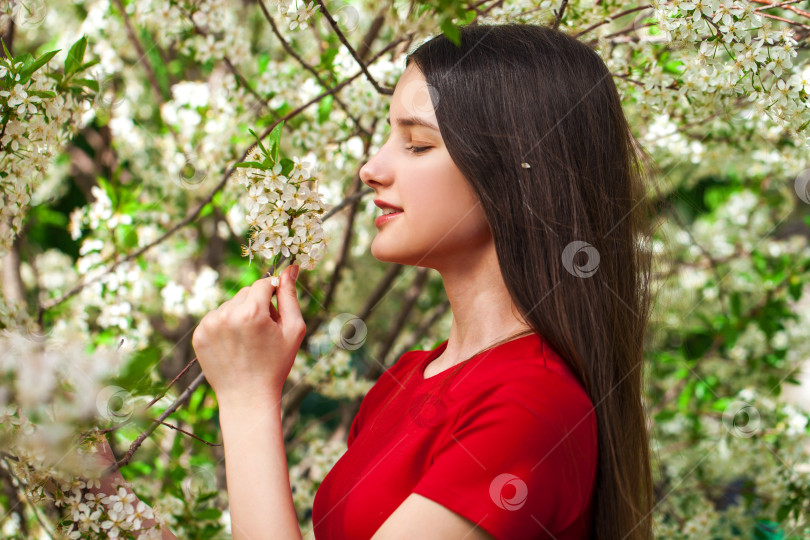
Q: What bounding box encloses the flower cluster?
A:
[0,37,95,259]
[652,0,809,143]
[235,125,331,272]
[0,326,177,538]
[54,472,168,539]
[267,0,320,31]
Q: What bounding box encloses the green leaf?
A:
[711,397,732,411]
[29,90,57,99]
[440,18,461,46]
[65,36,88,75]
[755,518,785,540]
[16,53,35,70]
[76,59,100,72]
[730,291,742,319]
[73,78,99,92]
[1,39,11,60]
[248,128,268,157]
[788,279,803,301]
[18,49,60,82]
[195,508,222,520]
[267,120,284,163]
[234,161,265,169]
[317,94,333,124]
[199,202,214,219]
[279,157,294,177]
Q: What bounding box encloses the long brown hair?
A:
[403,22,659,540]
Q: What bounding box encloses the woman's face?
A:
[359,64,492,270]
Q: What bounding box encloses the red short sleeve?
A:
[411,377,597,539]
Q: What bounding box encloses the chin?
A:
[370,242,400,264]
[370,238,416,266]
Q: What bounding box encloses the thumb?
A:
[277,264,302,329]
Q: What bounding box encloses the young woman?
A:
[190,21,656,540]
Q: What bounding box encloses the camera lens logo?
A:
[722,400,760,438]
[561,240,600,278]
[96,385,135,423]
[489,473,528,511]
[795,168,810,204]
[328,313,367,350]
[408,392,447,428]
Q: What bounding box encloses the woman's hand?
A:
[191,264,304,407]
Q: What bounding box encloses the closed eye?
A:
[405,145,431,154]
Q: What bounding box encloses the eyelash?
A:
[405,145,431,154]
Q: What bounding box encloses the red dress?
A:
[311,333,598,539]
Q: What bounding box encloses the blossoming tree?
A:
[1,0,809,537]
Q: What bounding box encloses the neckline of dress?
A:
[418,332,541,381]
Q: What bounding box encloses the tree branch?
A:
[573,4,653,39]
[258,0,370,136]
[313,0,394,95]
[553,0,569,30]
[103,372,206,476]
[112,0,166,104]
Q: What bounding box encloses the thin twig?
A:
[148,418,222,446]
[2,456,56,538]
[112,0,165,104]
[103,372,206,476]
[313,0,394,95]
[573,4,652,39]
[553,0,569,30]
[751,0,810,19]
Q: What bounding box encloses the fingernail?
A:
[290,264,299,281]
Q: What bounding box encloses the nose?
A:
[359,141,393,190]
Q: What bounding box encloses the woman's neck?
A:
[433,241,533,369]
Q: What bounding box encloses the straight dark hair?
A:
[403,22,659,540]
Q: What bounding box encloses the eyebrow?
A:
[386,115,439,131]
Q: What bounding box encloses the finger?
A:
[246,276,279,319]
[268,293,280,322]
[223,285,251,308]
[277,264,303,332]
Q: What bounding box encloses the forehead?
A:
[390,64,437,121]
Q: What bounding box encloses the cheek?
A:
[406,164,489,240]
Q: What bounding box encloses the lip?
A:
[374,199,404,212]
[373,199,404,228]
[374,210,403,228]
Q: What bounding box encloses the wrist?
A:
[217,390,283,413]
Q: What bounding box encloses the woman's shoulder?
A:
[453,335,595,417]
